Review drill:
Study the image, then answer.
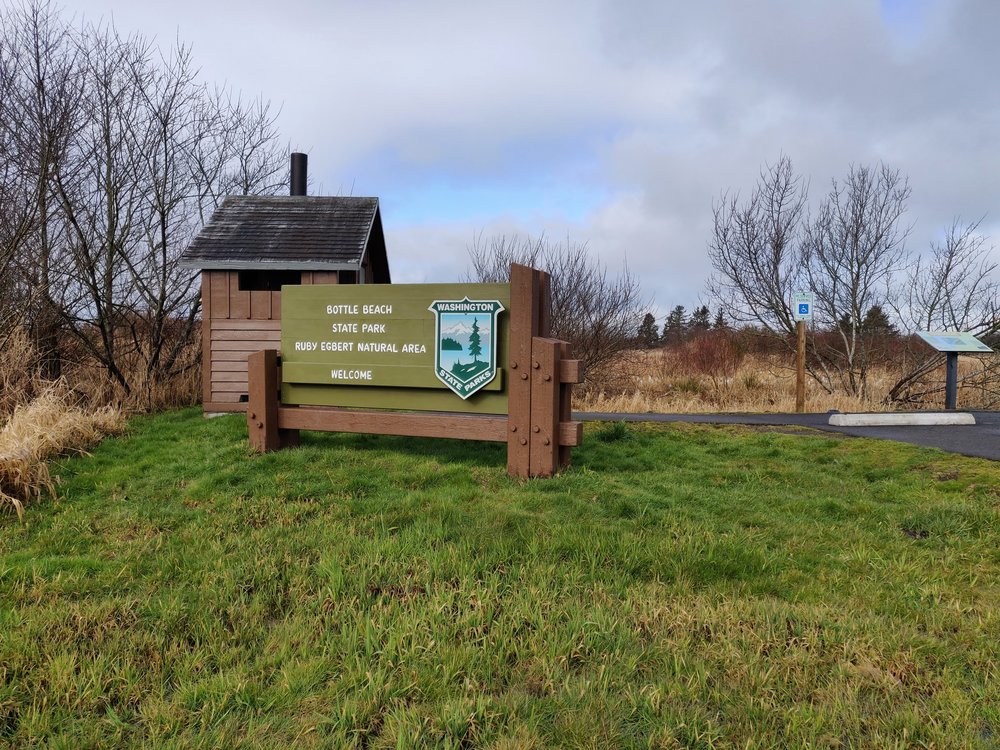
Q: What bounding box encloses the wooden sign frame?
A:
[246,264,583,477]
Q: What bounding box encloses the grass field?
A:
[1,409,998,748]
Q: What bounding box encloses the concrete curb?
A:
[829,413,976,427]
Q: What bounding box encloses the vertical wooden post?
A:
[248,350,280,452]
[529,337,561,477]
[558,341,573,468]
[796,320,806,413]
[275,357,300,448]
[508,264,540,478]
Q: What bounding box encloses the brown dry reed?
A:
[0,384,125,520]
[578,343,991,414]
[1,330,127,519]
[0,327,47,419]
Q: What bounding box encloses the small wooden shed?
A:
[180,193,391,413]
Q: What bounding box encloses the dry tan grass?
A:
[1,323,201,416]
[71,354,201,413]
[0,326,200,520]
[0,384,125,520]
[578,347,988,414]
[54,326,202,413]
[0,327,47,420]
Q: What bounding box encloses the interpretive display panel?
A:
[280,283,510,414]
[916,331,993,353]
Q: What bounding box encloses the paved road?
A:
[574,411,1000,462]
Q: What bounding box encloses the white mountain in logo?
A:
[442,319,490,337]
[442,320,473,336]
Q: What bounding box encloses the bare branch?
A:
[466,233,646,374]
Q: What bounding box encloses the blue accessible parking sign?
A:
[792,292,813,321]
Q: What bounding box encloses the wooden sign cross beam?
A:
[246,264,583,478]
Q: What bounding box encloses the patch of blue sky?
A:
[344,127,616,225]
[879,0,936,44]
[383,180,609,226]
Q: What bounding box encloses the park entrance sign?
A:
[247,265,584,478]
[280,284,509,414]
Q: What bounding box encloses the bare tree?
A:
[0,0,82,376]
[131,53,285,403]
[887,217,1000,404]
[52,23,152,391]
[189,88,286,223]
[0,2,287,406]
[707,157,916,397]
[803,162,911,396]
[706,155,807,337]
[904,216,998,335]
[466,233,645,374]
[0,130,36,333]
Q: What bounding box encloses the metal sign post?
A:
[945,353,959,410]
[916,331,993,410]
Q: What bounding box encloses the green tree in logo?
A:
[468,317,483,362]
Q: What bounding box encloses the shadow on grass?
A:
[295,429,508,469]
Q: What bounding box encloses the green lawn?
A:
[1,408,998,748]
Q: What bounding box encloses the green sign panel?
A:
[280,283,510,414]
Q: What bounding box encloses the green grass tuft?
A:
[594,420,631,443]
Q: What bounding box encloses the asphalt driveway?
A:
[575,410,1000,462]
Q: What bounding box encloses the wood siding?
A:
[203,271,277,411]
[207,318,281,407]
[201,269,348,412]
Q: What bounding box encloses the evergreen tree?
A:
[468,318,483,361]
[713,308,727,329]
[637,312,659,348]
[661,305,688,345]
[690,305,711,330]
[861,305,897,335]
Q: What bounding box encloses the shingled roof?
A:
[180,195,390,281]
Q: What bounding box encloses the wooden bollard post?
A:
[247,350,280,452]
[247,350,299,452]
[507,265,541,478]
[559,341,582,468]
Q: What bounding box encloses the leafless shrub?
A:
[467,233,646,377]
[682,330,746,390]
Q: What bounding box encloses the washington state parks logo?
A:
[428,297,505,399]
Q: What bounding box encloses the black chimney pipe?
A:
[290,152,307,196]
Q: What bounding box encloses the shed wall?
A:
[202,269,340,412]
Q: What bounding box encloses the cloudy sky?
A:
[61,0,1000,317]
